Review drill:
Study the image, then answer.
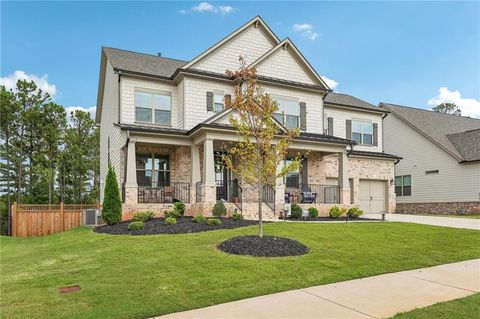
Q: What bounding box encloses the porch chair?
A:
[300,185,317,204]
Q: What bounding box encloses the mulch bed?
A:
[285,216,378,222]
[217,235,309,257]
[94,217,259,235]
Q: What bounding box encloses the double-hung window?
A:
[284,159,300,188]
[352,120,373,145]
[135,90,171,125]
[272,96,299,129]
[214,92,224,112]
[136,154,170,187]
[395,175,411,196]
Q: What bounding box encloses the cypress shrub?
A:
[102,165,122,225]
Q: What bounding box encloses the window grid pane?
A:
[154,110,171,125]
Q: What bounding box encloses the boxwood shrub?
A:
[128,221,144,230]
[232,212,244,221]
[207,218,222,226]
[133,211,154,222]
[308,207,319,218]
[192,215,207,223]
[212,202,227,218]
[164,210,181,219]
[290,204,302,219]
[329,206,346,219]
[165,217,177,225]
[173,202,186,216]
[347,207,364,219]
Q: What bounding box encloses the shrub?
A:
[232,212,244,221]
[347,207,364,219]
[290,203,302,219]
[308,207,319,218]
[329,206,346,219]
[192,215,207,223]
[128,221,144,230]
[212,202,227,218]
[133,211,154,222]
[102,165,122,225]
[207,218,222,226]
[165,217,177,225]
[173,202,186,216]
[164,210,181,219]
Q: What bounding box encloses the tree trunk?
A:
[257,182,263,238]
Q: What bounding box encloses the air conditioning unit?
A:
[83,209,101,226]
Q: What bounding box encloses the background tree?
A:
[432,102,462,116]
[223,58,302,237]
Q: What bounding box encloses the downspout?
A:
[122,130,130,203]
[117,71,122,123]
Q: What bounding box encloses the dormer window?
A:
[135,90,171,125]
[272,95,299,129]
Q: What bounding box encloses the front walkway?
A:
[153,259,480,319]
[369,213,480,230]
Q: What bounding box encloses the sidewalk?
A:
[153,259,480,319]
[370,213,480,230]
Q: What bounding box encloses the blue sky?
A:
[2,1,479,117]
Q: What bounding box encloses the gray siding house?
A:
[381,103,480,214]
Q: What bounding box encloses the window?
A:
[136,154,170,187]
[284,159,300,188]
[395,175,411,196]
[214,93,224,112]
[323,114,328,134]
[352,120,373,145]
[135,91,171,125]
[272,96,299,129]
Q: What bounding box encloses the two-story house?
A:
[96,16,400,219]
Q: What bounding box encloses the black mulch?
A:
[217,235,309,257]
[285,216,378,222]
[93,217,259,235]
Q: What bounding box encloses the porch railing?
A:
[285,184,339,204]
[138,182,190,204]
[263,184,275,212]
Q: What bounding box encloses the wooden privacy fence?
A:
[11,202,99,237]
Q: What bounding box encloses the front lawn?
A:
[389,293,480,319]
[1,222,479,319]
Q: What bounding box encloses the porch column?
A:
[275,160,286,215]
[124,138,138,205]
[338,151,350,204]
[202,138,216,202]
[191,145,201,202]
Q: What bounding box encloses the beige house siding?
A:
[99,62,126,201]
[324,106,383,152]
[191,24,275,73]
[383,113,480,203]
[256,48,317,85]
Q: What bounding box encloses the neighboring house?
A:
[96,16,400,219]
[380,103,480,214]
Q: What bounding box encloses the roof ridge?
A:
[381,102,480,120]
[103,46,188,63]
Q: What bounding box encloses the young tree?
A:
[102,164,122,225]
[223,58,302,237]
[432,103,462,116]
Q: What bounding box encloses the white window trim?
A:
[134,88,172,126]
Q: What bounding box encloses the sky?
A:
[1,1,479,118]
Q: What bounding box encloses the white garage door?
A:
[360,180,386,213]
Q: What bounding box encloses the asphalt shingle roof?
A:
[381,103,480,162]
[324,92,380,111]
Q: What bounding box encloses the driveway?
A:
[369,213,480,230]
[152,259,480,319]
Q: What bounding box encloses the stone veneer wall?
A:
[397,202,480,215]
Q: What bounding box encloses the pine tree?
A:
[101,165,122,225]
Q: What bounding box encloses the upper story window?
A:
[352,120,373,145]
[323,114,328,134]
[395,175,411,196]
[272,96,299,129]
[214,92,224,112]
[135,90,171,125]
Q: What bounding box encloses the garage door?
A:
[359,180,386,213]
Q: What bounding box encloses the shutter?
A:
[301,157,308,186]
[224,94,231,107]
[346,119,352,140]
[327,117,333,135]
[373,123,378,146]
[206,91,214,111]
[299,102,307,131]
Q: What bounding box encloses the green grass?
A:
[1,222,479,319]
[389,293,480,319]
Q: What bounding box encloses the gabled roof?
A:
[248,38,331,91]
[103,47,187,78]
[324,92,384,113]
[380,103,480,162]
[182,16,280,70]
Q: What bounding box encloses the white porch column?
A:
[191,145,201,202]
[338,151,350,204]
[125,138,137,188]
[202,138,216,202]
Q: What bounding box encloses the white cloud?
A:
[321,75,338,90]
[0,70,57,97]
[65,106,96,120]
[180,2,236,15]
[292,23,319,40]
[427,87,480,118]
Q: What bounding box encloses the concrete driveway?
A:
[368,213,480,230]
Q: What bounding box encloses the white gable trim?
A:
[182,16,280,70]
[204,108,287,133]
[250,38,331,91]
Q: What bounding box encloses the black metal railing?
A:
[263,184,275,212]
[284,184,339,204]
[138,182,190,204]
[196,182,203,203]
[216,180,227,201]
